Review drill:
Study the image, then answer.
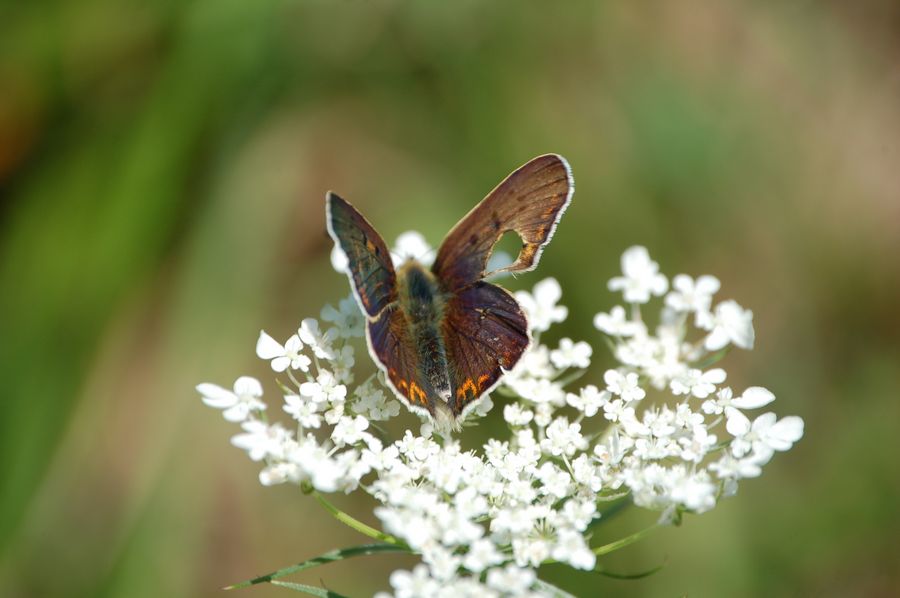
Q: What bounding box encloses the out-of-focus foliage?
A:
[1,1,898,596]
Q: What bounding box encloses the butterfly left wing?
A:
[440,281,530,417]
[432,154,573,291]
[367,304,439,417]
[326,192,397,318]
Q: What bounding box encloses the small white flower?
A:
[503,404,534,427]
[552,528,596,570]
[726,408,804,460]
[389,564,440,598]
[321,294,365,339]
[284,394,322,428]
[255,331,310,372]
[701,300,755,350]
[230,421,292,462]
[332,415,370,446]
[197,376,265,422]
[593,305,644,337]
[608,246,668,303]
[354,380,400,421]
[463,539,506,573]
[550,338,592,369]
[669,470,718,513]
[331,345,356,383]
[670,368,726,399]
[665,274,720,317]
[604,369,646,402]
[515,278,568,333]
[298,318,336,359]
[540,418,586,457]
[486,564,536,594]
[565,385,609,417]
[299,370,347,406]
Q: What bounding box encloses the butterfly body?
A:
[327,154,574,431]
[395,260,452,403]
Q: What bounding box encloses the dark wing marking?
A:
[367,304,438,417]
[440,282,530,416]
[432,154,573,291]
[326,192,397,318]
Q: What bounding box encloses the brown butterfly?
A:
[326,154,573,431]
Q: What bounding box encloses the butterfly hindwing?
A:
[440,281,530,416]
[432,154,573,291]
[326,192,397,318]
[367,304,438,417]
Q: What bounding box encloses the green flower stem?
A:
[313,492,407,547]
[592,523,659,556]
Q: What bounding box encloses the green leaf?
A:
[269,580,349,597]
[225,543,408,589]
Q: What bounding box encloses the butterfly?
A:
[326,154,573,431]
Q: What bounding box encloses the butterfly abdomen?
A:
[397,261,452,403]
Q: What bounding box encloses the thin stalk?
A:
[592,523,659,556]
[313,492,406,547]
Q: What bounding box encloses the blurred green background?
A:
[2,1,899,596]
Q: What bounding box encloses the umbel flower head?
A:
[198,241,804,597]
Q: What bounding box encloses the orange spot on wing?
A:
[398,379,408,393]
[477,374,490,390]
[409,381,426,404]
[456,378,477,401]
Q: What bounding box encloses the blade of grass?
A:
[595,559,667,580]
[269,580,349,597]
[226,543,408,589]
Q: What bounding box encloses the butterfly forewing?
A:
[326,192,397,318]
[431,154,573,291]
[441,282,530,416]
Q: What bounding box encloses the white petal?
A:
[704,328,730,351]
[331,245,349,273]
[233,376,263,397]
[534,277,562,304]
[696,275,721,294]
[704,368,727,384]
[196,383,237,408]
[725,407,751,436]
[766,416,804,450]
[284,334,304,352]
[256,331,285,359]
[270,356,291,372]
[732,386,775,409]
[223,404,249,422]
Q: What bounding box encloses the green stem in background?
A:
[592,523,659,556]
[313,492,406,547]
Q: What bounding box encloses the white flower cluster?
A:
[198,241,804,597]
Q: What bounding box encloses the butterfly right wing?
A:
[326,192,397,318]
[432,154,573,291]
[440,281,530,417]
[366,304,438,418]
